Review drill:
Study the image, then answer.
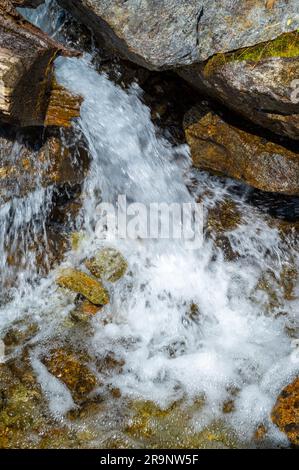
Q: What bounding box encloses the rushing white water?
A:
[0,128,55,297]
[2,0,298,447]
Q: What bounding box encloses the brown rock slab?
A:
[184,106,299,195]
[0,131,88,203]
[45,79,82,128]
[179,32,299,140]
[0,1,80,127]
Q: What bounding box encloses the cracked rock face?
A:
[179,51,299,140]
[184,106,299,195]
[58,0,299,70]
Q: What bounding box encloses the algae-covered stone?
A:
[204,199,241,261]
[56,268,109,305]
[272,377,299,447]
[125,400,239,449]
[180,32,299,140]
[0,361,47,448]
[58,0,299,70]
[85,248,128,283]
[42,348,97,404]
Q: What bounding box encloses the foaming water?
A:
[4,0,298,447]
[0,128,55,297]
[0,187,53,294]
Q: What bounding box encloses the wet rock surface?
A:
[85,248,128,283]
[272,377,299,447]
[184,106,299,195]
[125,400,239,449]
[56,268,110,305]
[179,32,299,140]
[0,0,298,451]
[42,347,98,404]
[0,127,89,204]
[0,1,79,127]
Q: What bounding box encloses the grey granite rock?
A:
[57,0,299,70]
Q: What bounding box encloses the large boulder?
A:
[0,1,80,127]
[179,32,299,140]
[57,0,299,70]
[184,106,299,195]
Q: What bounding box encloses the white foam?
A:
[2,0,297,447]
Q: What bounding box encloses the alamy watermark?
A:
[94,195,204,250]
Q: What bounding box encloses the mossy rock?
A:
[70,299,103,323]
[70,231,86,251]
[0,362,47,448]
[85,248,128,283]
[272,377,299,447]
[125,399,239,449]
[204,31,299,76]
[252,263,298,315]
[280,264,298,301]
[207,199,242,234]
[56,268,109,305]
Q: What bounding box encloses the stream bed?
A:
[0,0,298,449]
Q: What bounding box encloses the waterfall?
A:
[1,0,297,447]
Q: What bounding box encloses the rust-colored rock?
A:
[184,106,299,195]
[272,377,299,447]
[70,299,102,323]
[42,348,97,404]
[0,1,80,127]
[45,79,82,128]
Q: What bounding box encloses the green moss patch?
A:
[204,30,299,76]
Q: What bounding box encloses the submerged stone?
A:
[85,248,128,283]
[42,348,98,404]
[0,358,49,448]
[3,319,39,353]
[125,400,239,449]
[272,377,299,447]
[56,268,110,305]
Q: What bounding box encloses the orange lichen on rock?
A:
[272,377,299,447]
